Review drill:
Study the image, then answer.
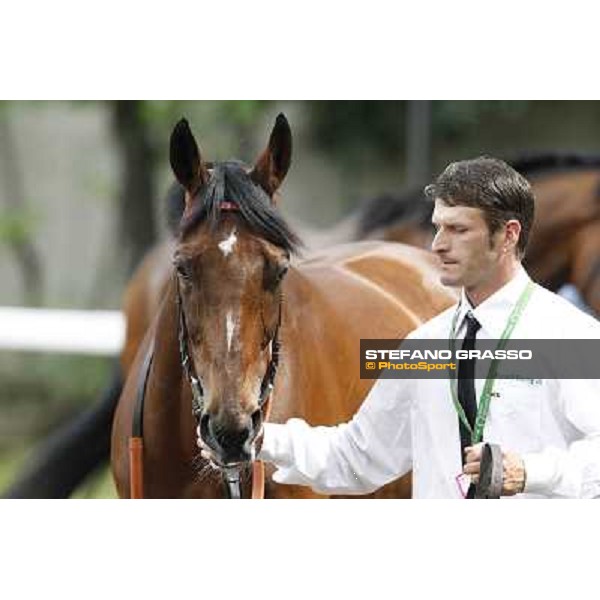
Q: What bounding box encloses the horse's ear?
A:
[169,119,208,194]
[251,113,292,199]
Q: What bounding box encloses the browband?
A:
[220,201,238,212]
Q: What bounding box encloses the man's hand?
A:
[463,443,527,496]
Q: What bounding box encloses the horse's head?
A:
[169,114,300,468]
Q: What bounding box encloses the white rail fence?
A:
[0,307,125,355]
[0,286,592,357]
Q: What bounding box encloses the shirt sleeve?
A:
[522,377,600,498]
[258,375,414,495]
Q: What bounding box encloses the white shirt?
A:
[259,266,600,498]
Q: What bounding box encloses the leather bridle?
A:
[175,274,282,499]
[128,200,282,499]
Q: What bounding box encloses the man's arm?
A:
[521,378,600,498]
[258,376,413,495]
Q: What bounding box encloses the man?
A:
[213,157,600,498]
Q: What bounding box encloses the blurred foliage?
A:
[0,207,38,246]
[137,100,272,152]
[120,100,276,195]
[308,101,405,159]
[433,101,531,141]
[307,100,533,163]
[137,100,183,156]
[216,100,271,127]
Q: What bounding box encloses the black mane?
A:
[509,152,600,177]
[355,188,433,238]
[357,152,600,237]
[170,161,302,255]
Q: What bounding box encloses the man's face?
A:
[431,199,503,289]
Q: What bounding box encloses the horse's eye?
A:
[275,265,288,283]
[264,261,288,290]
[174,259,193,281]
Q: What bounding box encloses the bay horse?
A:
[111,114,455,498]
[353,153,600,315]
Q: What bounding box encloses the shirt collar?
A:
[455,266,531,339]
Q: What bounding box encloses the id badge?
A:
[455,473,471,499]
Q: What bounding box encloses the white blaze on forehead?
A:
[226,311,237,352]
[218,228,238,257]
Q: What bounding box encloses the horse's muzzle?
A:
[199,410,262,466]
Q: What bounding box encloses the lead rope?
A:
[251,304,282,499]
[129,338,155,499]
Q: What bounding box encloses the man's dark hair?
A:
[424,156,535,256]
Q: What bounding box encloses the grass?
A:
[0,444,31,494]
[0,444,118,499]
[0,352,118,499]
[71,466,118,499]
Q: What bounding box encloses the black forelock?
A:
[178,161,302,255]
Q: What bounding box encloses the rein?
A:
[128,200,281,499]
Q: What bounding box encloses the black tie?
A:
[458,312,481,463]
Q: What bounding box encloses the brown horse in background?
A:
[351,153,600,315]
[111,115,455,498]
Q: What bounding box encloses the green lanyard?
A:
[448,280,535,444]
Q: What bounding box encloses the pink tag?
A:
[455,473,471,499]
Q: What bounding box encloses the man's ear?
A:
[504,219,522,253]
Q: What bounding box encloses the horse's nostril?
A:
[200,413,219,450]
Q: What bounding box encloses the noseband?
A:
[129,200,282,499]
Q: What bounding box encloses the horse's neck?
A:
[273,243,455,426]
[143,279,195,457]
[134,278,209,496]
[272,265,368,425]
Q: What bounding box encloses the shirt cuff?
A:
[258,422,294,468]
[522,452,557,495]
